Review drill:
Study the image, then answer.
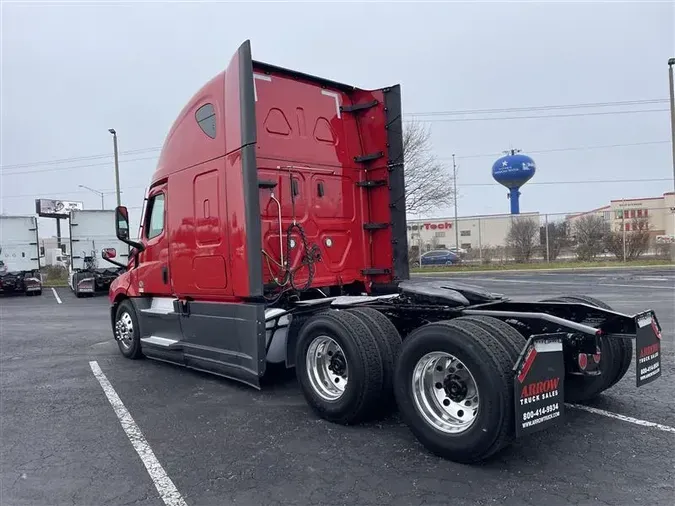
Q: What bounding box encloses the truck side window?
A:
[195,103,216,139]
[146,193,165,239]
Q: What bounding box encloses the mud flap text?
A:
[514,334,566,437]
[635,311,661,388]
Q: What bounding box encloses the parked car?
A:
[414,249,461,267]
[448,246,468,256]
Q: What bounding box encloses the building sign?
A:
[35,199,83,218]
[409,221,454,231]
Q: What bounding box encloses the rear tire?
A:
[559,295,632,390]
[394,318,515,463]
[541,295,629,401]
[347,307,402,415]
[458,315,526,364]
[295,310,384,425]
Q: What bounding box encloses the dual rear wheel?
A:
[294,295,631,463]
[294,308,526,463]
[294,307,401,425]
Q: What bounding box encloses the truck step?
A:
[258,179,278,189]
[140,297,178,316]
[361,268,391,276]
[354,152,384,164]
[340,99,379,113]
[364,222,390,231]
[140,336,182,349]
[356,179,387,188]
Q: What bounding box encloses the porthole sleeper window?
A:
[195,103,217,139]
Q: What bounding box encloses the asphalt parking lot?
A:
[1,267,674,506]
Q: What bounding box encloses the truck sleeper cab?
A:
[108,40,663,464]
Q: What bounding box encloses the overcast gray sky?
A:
[1,0,674,236]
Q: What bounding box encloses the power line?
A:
[1,98,668,171]
[3,178,671,201]
[2,185,148,199]
[0,147,161,171]
[2,138,668,177]
[414,109,668,123]
[1,155,158,176]
[442,140,671,161]
[407,98,669,117]
[460,178,671,187]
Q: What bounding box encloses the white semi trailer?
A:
[0,216,43,296]
[68,210,128,297]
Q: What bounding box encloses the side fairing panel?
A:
[165,40,263,301]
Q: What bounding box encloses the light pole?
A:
[79,185,105,209]
[452,154,459,252]
[78,185,118,210]
[109,129,121,207]
[668,58,675,260]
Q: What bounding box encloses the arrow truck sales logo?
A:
[514,335,565,437]
[635,312,661,387]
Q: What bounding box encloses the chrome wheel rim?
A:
[412,351,479,434]
[115,312,134,349]
[306,335,348,401]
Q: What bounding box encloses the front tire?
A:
[114,299,143,359]
[394,318,515,463]
[295,310,384,425]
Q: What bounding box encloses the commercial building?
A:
[407,212,541,252]
[406,191,674,254]
[566,192,675,242]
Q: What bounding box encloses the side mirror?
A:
[114,205,145,253]
[115,206,130,241]
[102,248,117,260]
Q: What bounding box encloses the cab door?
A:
[135,184,172,297]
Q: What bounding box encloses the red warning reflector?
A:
[652,319,662,340]
[578,353,588,370]
[593,351,602,364]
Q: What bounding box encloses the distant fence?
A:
[409,206,675,266]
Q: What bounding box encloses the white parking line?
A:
[598,283,674,290]
[567,404,675,433]
[51,288,62,304]
[89,361,188,506]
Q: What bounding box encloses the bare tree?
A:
[540,221,570,261]
[604,218,651,260]
[506,217,539,262]
[402,120,455,215]
[573,215,609,261]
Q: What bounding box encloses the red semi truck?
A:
[104,40,663,463]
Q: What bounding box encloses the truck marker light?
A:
[592,350,602,364]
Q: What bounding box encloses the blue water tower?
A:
[491,149,536,214]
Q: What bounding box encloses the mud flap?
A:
[513,333,566,437]
[635,310,662,387]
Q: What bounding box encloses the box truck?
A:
[68,209,127,297]
[0,215,42,295]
